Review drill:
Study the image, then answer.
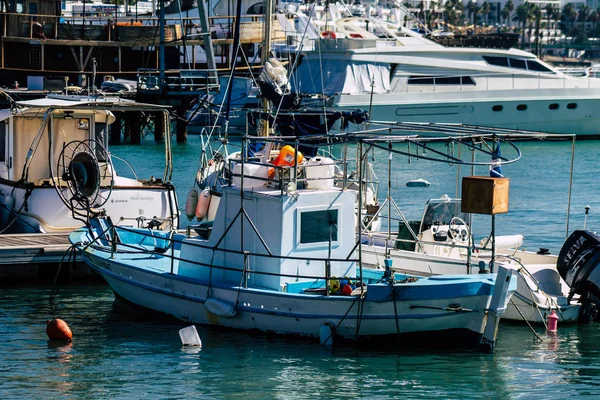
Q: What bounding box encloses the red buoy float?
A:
[46,319,72,341]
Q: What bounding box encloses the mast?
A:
[159,0,165,84]
[260,0,273,137]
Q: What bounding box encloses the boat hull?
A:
[360,242,581,323]
[333,89,600,137]
[75,230,511,350]
[0,182,179,233]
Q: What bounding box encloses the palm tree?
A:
[443,0,462,27]
[578,5,590,32]
[502,0,514,25]
[466,0,477,25]
[514,4,529,47]
[545,4,554,32]
[480,1,491,25]
[562,4,577,35]
[588,11,599,36]
[532,5,542,56]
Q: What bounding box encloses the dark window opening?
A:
[300,210,338,244]
[508,58,527,69]
[407,76,475,85]
[483,56,509,67]
[517,104,527,111]
[29,48,41,68]
[567,103,577,109]
[549,103,559,110]
[492,105,503,112]
[0,121,5,162]
[527,60,553,73]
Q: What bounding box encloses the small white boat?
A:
[70,134,517,352]
[361,194,582,324]
[406,178,430,187]
[0,95,179,233]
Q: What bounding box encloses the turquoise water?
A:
[3,138,600,398]
[2,284,600,398]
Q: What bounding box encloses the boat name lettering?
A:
[111,199,128,203]
[130,197,154,201]
[563,236,587,263]
[96,260,112,270]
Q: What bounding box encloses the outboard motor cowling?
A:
[557,230,600,322]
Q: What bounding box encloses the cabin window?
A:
[246,3,265,14]
[517,104,527,111]
[28,2,37,14]
[483,56,509,67]
[492,105,503,112]
[29,48,41,68]
[549,103,559,110]
[407,76,475,85]
[299,209,338,244]
[0,121,5,162]
[567,103,577,109]
[526,60,553,73]
[508,58,527,70]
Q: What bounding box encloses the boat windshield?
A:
[420,199,467,231]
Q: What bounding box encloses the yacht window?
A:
[0,121,5,162]
[492,105,503,112]
[549,103,559,110]
[567,103,577,109]
[407,76,475,85]
[508,58,527,69]
[408,76,434,85]
[483,56,509,67]
[517,104,527,111]
[300,210,338,244]
[526,60,553,73]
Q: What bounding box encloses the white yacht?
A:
[291,17,600,137]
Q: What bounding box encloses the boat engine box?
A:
[461,176,509,215]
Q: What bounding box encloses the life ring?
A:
[349,33,363,39]
[322,30,337,39]
[195,187,212,221]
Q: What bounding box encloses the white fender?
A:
[196,187,212,221]
[185,189,198,221]
[205,298,236,318]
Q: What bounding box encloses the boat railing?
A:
[85,222,360,293]
[136,68,220,95]
[110,154,139,181]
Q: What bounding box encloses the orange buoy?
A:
[273,145,303,167]
[46,318,72,341]
[196,187,212,221]
[322,30,337,39]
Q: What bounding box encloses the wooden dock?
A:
[0,233,99,284]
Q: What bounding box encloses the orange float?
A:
[322,30,337,39]
[46,318,73,341]
[272,145,303,167]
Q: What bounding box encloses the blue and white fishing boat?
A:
[70,134,516,351]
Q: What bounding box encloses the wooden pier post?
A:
[176,107,187,144]
[110,112,122,145]
[154,111,165,142]
[125,111,142,144]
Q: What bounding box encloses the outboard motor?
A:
[557,230,600,322]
